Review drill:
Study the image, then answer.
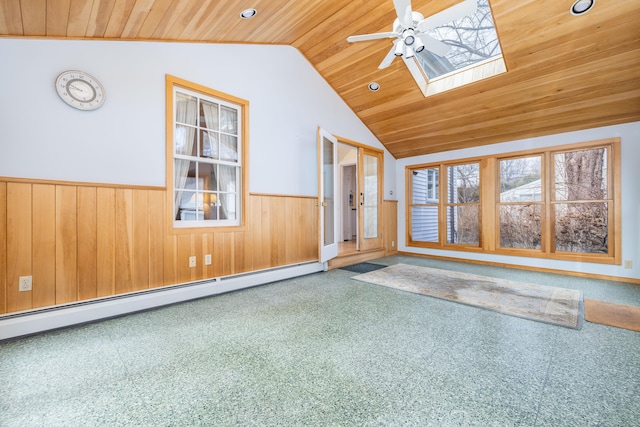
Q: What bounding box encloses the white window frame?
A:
[166,75,248,230]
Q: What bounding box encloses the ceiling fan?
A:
[346,0,477,69]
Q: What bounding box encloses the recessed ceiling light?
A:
[570,0,595,16]
[240,8,257,19]
[368,82,380,92]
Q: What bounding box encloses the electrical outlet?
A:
[391,240,395,247]
[19,276,32,292]
[189,256,196,268]
[205,254,212,265]
[623,260,633,269]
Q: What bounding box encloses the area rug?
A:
[584,299,640,332]
[340,262,387,274]
[352,263,583,329]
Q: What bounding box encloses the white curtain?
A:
[174,93,197,219]
[202,103,238,220]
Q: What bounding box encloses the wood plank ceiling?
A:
[1,0,639,158]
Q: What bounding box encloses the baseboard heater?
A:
[0,261,324,341]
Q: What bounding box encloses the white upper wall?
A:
[395,122,640,280]
[0,39,395,198]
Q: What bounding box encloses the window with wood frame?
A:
[166,75,248,230]
[407,138,621,264]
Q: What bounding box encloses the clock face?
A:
[55,71,105,111]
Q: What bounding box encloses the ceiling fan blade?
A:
[417,0,477,32]
[417,34,450,57]
[347,32,398,43]
[393,0,413,28]
[379,41,399,69]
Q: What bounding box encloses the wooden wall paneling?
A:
[0,182,7,313]
[6,183,32,312]
[176,234,192,284]
[163,233,177,286]
[190,233,203,282]
[249,195,266,270]
[202,232,214,278]
[132,189,150,291]
[242,199,254,273]
[221,232,234,277]
[284,197,300,264]
[6,184,30,309]
[261,196,273,269]
[233,230,246,275]
[55,185,77,304]
[383,200,398,255]
[148,190,165,287]
[114,188,133,294]
[32,184,57,308]
[303,198,318,261]
[212,231,223,277]
[96,187,116,297]
[77,186,98,301]
[273,196,286,266]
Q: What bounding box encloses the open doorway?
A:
[317,128,384,266]
[338,143,358,255]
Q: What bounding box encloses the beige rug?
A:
[352,264,582,329]
[584,299,640,332]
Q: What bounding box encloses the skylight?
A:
[406,0,506,96]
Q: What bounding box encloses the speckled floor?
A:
[1,255,639,426]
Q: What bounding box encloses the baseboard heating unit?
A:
[0,262,324,341]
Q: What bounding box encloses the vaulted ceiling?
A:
[1,0,639,158]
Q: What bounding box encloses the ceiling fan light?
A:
[404,44,415,59]
[570,0,595,15]
[394,41,404,56]
[414,38,425,53]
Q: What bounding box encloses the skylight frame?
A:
[406,0,507,97]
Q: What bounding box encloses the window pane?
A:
[220,106,237,135]
[175,125,197,156]
[447,205,478,245]
[219,193,236,220]
[201,130,218,159]
[175,93,197,125]
[220,134,238,162]
[499,204,542,249]
[555,148,607,201]
[500,156,542,202]
[412,168,439,203]
[411,206,439,242]
[418,0,502,79]
[555,202,608,254]
[200,99,219,130]
[448,163,480,203]
[363,154,378,239]
[218,165,237,193]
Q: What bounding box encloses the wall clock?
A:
[55,70,106,111]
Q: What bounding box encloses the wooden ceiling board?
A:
[1,0,638,158]
[46,0,71,37]
[20,0,46,36]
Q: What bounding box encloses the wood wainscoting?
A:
[0,179,318,315]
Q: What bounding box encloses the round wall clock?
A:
[55,70,106,111]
